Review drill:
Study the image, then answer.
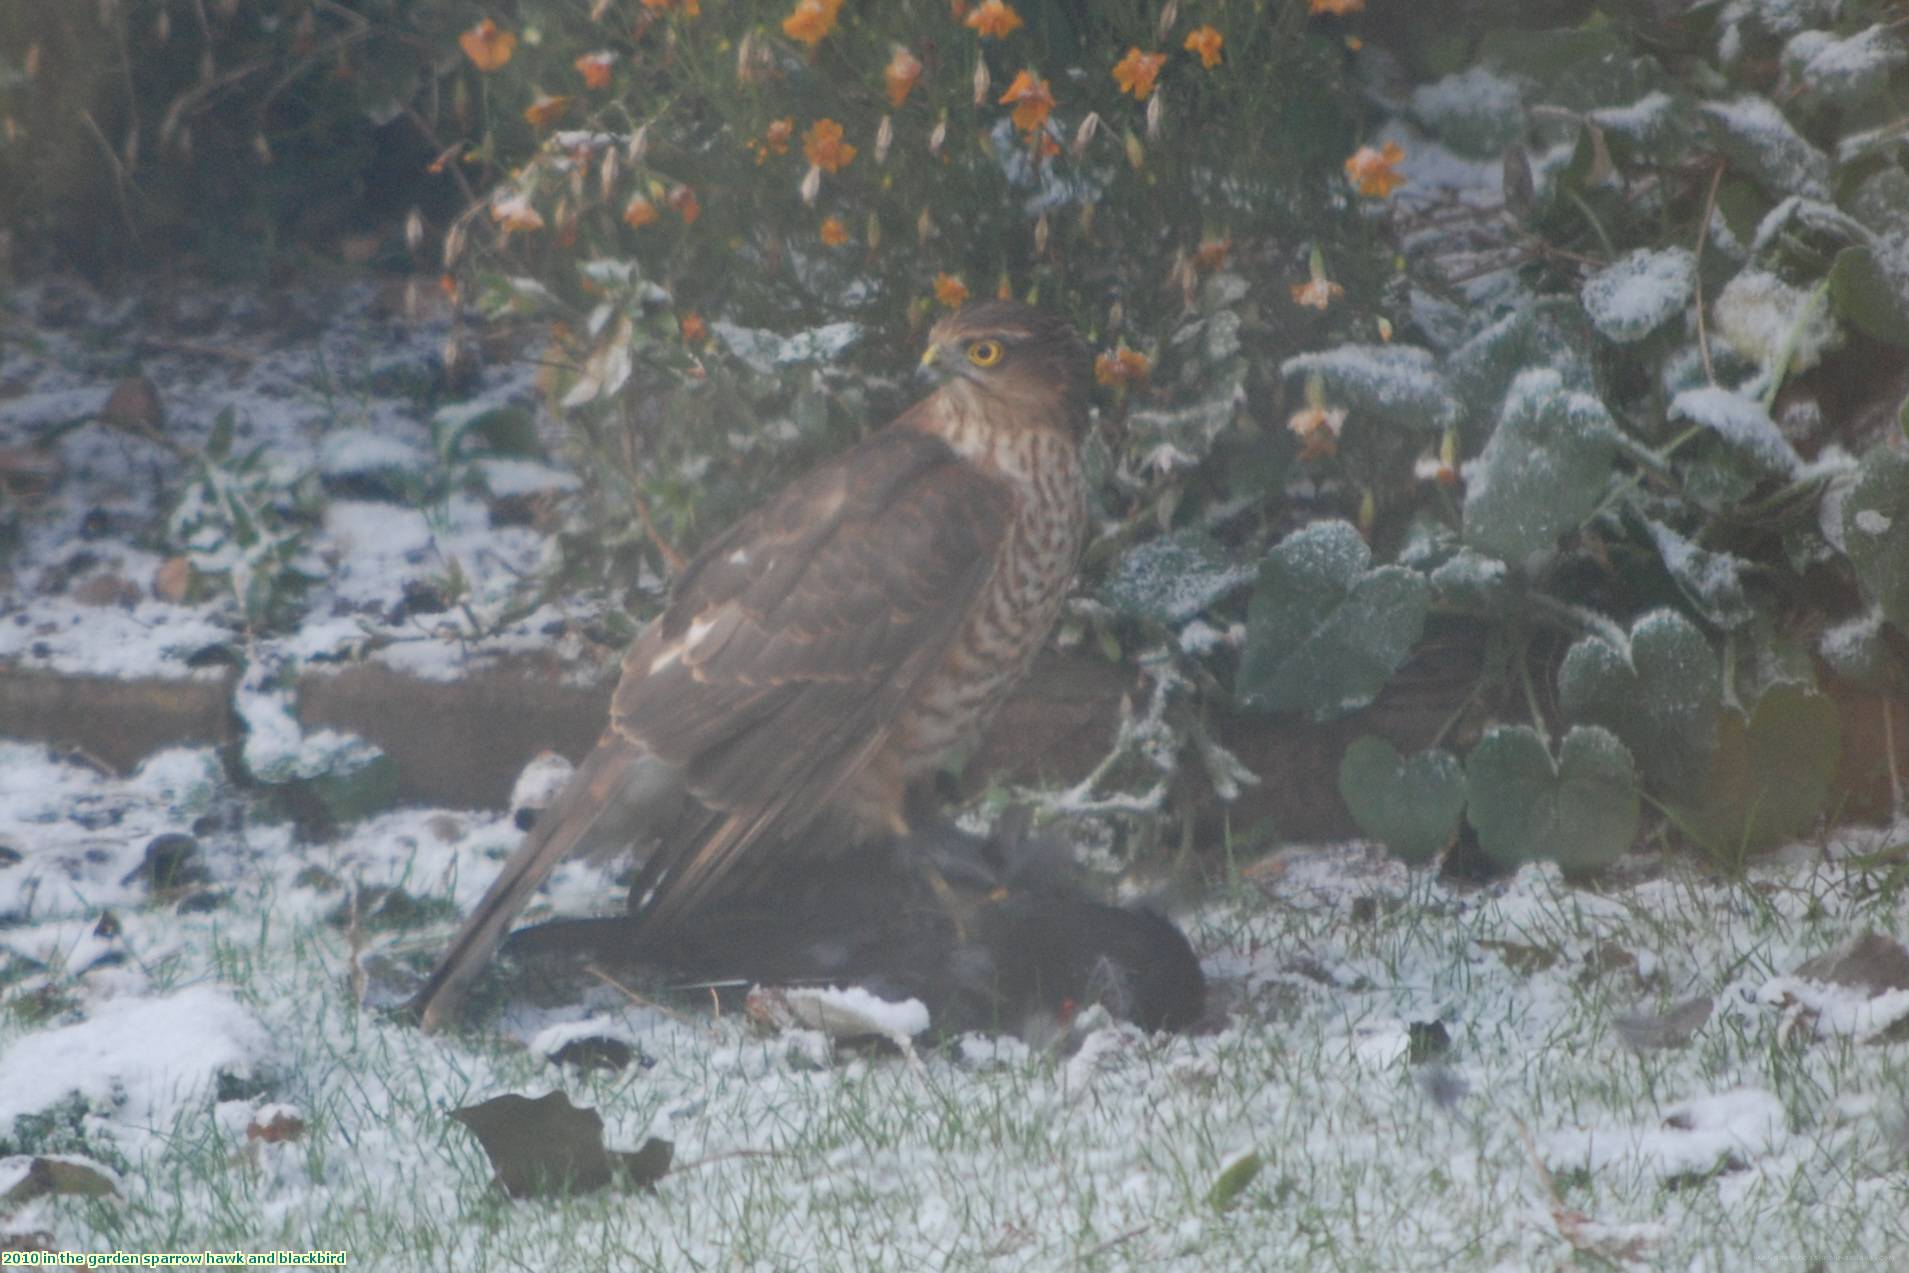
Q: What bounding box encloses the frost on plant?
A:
[1580,248,1695,343]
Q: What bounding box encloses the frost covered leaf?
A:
[1699,96,1830,201]
[1461,369,1618,562]
[1614,995,1714,1052]
[1676,684,1840,858]
[1828,247,1909,350]
[1842,447,1909,631]
[1101,530,1252,625]
[1581,248,1695,343]
[1557,609,1720,791]
[1783,25,1908,107]
[1236,521,1431,721]
[1409,67,1526,157]
[1641,518,1754,630]
[1446,300,1598,441]
[451,1091,672,1199]
[1818,610,1893,687]
[1337,737,1465,864]
[1279,345,1457,434]
[1465,725,1639,871]
[1589,90,1701,164]
[1429,548,1509,613]
[1668,386,1802,477]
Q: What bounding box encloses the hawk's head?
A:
[920,301,1090,433]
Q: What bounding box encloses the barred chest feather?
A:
[892,424,1087,776]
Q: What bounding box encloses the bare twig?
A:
[1693,159,1727,386]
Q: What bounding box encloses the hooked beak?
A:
[916,342,950,389]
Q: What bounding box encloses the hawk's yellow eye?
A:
[967,339,1004,368]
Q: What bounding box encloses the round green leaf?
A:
[1462,370,1619,563]
[1829,246,1909,350]
[1557,609,1720,792]
[1675,685,1841,857]
[1465,725,1639,871]
[1844,447,1909,633]
[1279,345,1458,434]
[1338,737,1466,863]
[1236,521,1432,721]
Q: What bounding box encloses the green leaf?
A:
[205,408,236,463]
[1207,1151,1264,1211]
[1465,725,1639,871]
[1829,246,1909,350]
[1674,685,1840,857]
[1461,369,1618,562]
[1557,609,1720,791]
[1842,447,1909,632]
[1279,345,1457,434]
[1338,737,1466,863]
[1100,530,1253,626]
[1236,522,1431,721]
[1409,67,1526,157]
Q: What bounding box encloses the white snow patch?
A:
[0,987,273,1131]
[1546,1087,1789,1180]
[1668,385,1804,476]
[1580,247,1695,343]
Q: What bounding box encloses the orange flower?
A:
[1183,25,1223,68]
[1094,347,1151,387]
[1344,141,1406,197]
[1311,0,1364,13]
[574,51,615,89]
[997,70,1054,134]
[523,93,570,129]
[1291,277,1344,309]
[1111,48,1166,101]
[803,118,857,172]
[680,312,708,344]
[458,19,516,72]
[1192,238,1232,272]
[965,0,1023,39]
[934,273,969,307]
[489,193,543,235]
[622,196,658,228]
[820,216,850,246]
[668,185,702,224]
[750,116,795,163]
[885,46,924,108]
[643,0,702,13]
[783,0,844,47]
[1287,404,1347,461]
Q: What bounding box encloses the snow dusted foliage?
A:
[1642,518,1755,630]
[1669,386,1804,477]
[1700,94,1832,200]
[1462,370,1619,563]
[1408,66,1526,158]
[1580,247,1696,343]
[1842,447,1909,632]
[1236,521,1430,722]
[1783,23,1908,105]
[1100,529,1253,626]
[1279,344,1457,434]
[1557,609,1722,792]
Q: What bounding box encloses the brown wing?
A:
[613,423,1012,932]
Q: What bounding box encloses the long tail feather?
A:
[411,739,681,1032]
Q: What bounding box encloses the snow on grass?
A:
[6,739,1909,1268]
